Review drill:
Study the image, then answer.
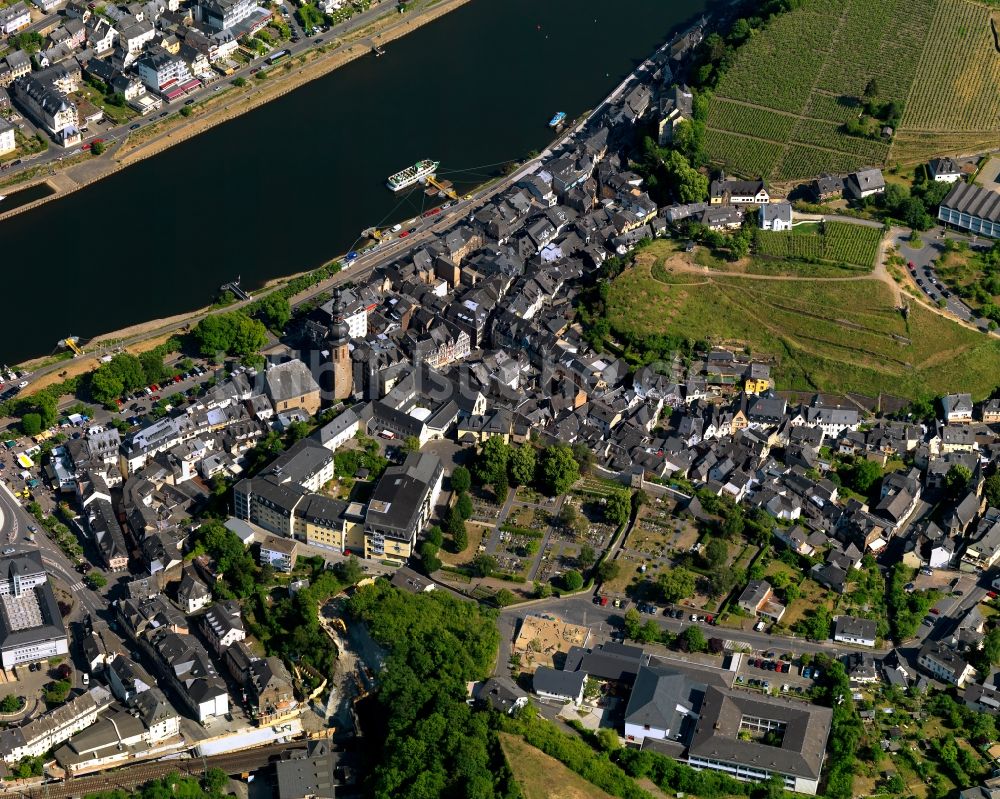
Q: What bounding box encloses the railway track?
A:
[7,741,309,799]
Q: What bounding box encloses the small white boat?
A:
[0,195,6,202]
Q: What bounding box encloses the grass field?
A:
[607,241,1000,400]
[499,733,615,799]
[704,0,1000,180]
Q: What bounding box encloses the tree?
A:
[595,727,620,753]
[0,694,20,713]
[494,589,516,608]
[493,471,509,500]
[839,458,882,494]
[982,628,1000,667]
[986,473,1000,509]
[455,491,473,521]
[20,413,42,436]
[472,553,497,578]
[44,679,71,705]
[88,367,125,404]
[451,522,468,553]
[605,489,632,526]
[419,541,441,575]
[704,537,728,570]
[335,555,364,585]
[475,437,511,486]
[680,625,707,653]
[577,545,596,569]
[864,77,880,98]
[508,445,536,486]
[285,420,310,443]
[624,607,642,640]
[945,463,973,496]
[426,525,444,549]
[91,140,106,156]
[192,311,268,359]
[401,435,421,455]
[537,444,580,496]
[571,442,595,475]
[180,105,193,117]
[721,509,745,539]
[450,466,471,494]
[558,503,578,529]
[108,352,146,392]
[562,570,584,591]
[596,559,620,583]
[84,572,107,590]
[657,567,696,603]
[662,148,709,203]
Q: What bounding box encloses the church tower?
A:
[330,316,353,401]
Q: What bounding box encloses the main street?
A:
[493,588,896,680]
[3,0,411,184]
[12,85,574,389]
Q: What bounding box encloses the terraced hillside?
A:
[606,241,1000,400]
[704,0,1000,181]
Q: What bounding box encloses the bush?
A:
[562,570,584,591]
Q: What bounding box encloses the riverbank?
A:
[0,0,473,224]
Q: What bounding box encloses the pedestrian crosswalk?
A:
[69,581,85,592]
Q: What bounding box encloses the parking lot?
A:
[734,651,821,698]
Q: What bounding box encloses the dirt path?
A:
[874,230,903,305]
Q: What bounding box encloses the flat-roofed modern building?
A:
[938,182,1000,238]
[685,686,833,795]
[363,452,443,562]
[0,550,70,669]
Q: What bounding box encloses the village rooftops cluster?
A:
[0,0,276,148]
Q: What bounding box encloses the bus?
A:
[266,49,291,66]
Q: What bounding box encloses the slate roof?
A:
[940,182,1000,223]
[688,686,833,780]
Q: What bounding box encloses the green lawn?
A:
[607,241,1000,400]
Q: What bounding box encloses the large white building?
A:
[136,48,193,93]
[11,75,80,147]
[623,668,833,795]
[0,550,70,669]
[0,686,113,762]
[0,117,15,156]
[198,0,257,31]
[0,2,31,35]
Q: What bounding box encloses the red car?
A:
[399,230,409,238]
[599,596,609,607]
[989,591,998,599]
[908,261,916,270]
[930,608,940,614]
[423,208,441,217]
[173,375,182,383]
[150,384,160,391]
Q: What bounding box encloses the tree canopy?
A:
[192,310,268,360]
[347,581,509,798]
[537,444,580,496]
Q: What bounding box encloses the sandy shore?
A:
[0,0,473,224]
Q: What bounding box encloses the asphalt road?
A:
[3,0,405,182]
[493,589,895,679]
[894,226,976,321]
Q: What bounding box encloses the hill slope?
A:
[704,0,1000,180]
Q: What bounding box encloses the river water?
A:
[1,0,711,364]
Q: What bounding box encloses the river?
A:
[1,0,712,365]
